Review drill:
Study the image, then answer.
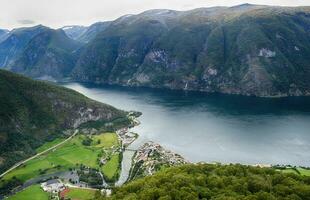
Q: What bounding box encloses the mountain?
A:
[0,25,48,68]
[0,29,9,43]
[0,69,128,174]
[62,22,111,43]
[77,22,111,43]
[72,5,310,97]
[103,164,310,199]
[8,28,82,79]
[62,25,88,40]
[1,5,309,97]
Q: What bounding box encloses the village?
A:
[40,178,112,200]
[128,142,188,180]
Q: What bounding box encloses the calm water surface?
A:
[63,83,310,167]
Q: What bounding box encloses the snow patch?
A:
[62,26,75,30]
[208,68,218,76]
[294,46,300,51]
[258,48,276,58]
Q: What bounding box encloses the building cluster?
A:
[116,128,138,148]
[41,179,65,193]
[133,142,188,176]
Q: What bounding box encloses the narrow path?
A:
[64,183,99,191]
[0,130,78,178]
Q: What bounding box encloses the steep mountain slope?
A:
[0,29,9,43]
[73,5,310,97]
[0,25,48,68]
[0,69,128,173]
[103,164,310,200]
[77,21,111,43]
[62,25,88,40]
[8,28,82,79]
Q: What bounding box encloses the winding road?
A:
[0,130,78,178]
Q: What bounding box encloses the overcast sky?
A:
[0,0,309,30]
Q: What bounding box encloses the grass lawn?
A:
[65,188,97,200]
[2,132,121,184]
[278,168,299,175]
[93,132,120,148]
[277,167,310,176]
[102,154,121,181]
[297,168,310,176]
[36,138,65,153]
[7,184,49,200]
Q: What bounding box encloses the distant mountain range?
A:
[62,22,111,43]
[0,4,309,97]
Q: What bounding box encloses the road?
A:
[64,183,100,191]
[0,130,78,178]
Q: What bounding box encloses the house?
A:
[41,179,65,193]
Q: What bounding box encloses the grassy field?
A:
[297,168,310,176]
[102,154,121,180]
[36,138,66,153]
[93,132,120,148]
[278,168,299,175]
[65,188,97,200]
[277,167,310,176]
[7,184,49,200]
[2,132,121,184]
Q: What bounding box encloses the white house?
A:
[41,179,65,193]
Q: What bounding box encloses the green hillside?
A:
[0,69,128,174]
[73,5,310,97]
[103,163,310,200]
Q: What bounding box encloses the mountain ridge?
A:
[1,4,310,97]
[72,5,310,97]
[8,27,82,78]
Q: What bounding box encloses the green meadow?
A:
[65,188,97,200]
[278,167,310,176]
[36,138,66,153]
[102,154,121,181]
[2,132,121,184]
[7,184,49,200]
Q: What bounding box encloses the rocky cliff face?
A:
[1,5,309,97]
[72,5,310,97]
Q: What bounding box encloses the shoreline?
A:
[3,112,310,198]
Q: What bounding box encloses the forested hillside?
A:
[104,164,310,200]
[0,70,128,173]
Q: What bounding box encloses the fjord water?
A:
[64,83,310,166]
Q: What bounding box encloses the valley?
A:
[2,81,310,199]
[0,2,310,200]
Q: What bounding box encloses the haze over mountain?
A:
[61,25,88,41]
[0,25,48,67]
[8,27,82,79]
[1,4,310,97]
[62,22,112,43]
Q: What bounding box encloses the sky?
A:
[0,0,309,30]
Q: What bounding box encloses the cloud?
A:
[17,19,35,25]
[0,0,308,29]
[182,4,195,9]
